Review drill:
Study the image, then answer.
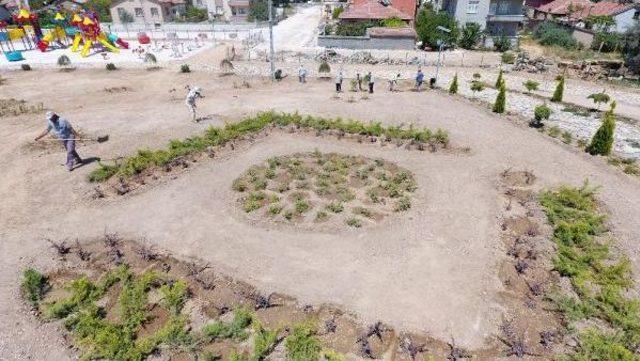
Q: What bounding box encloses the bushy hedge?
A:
[415,6,459,48]
[534,22,577,49]
[335,21,377,36]
[88,112,450,182]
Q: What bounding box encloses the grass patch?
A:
[345,217,362,228]
[22,268,48,307]
[285,323,321,361]
[202,308,253,341]
[540,182,640,359]
[88,112,449,183]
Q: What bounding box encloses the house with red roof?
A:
[338,0,418,25]
[534,0,639,32]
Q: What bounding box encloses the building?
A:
[227,0,250,21]
[440,0,525,45]
[534,0,640,33]
[191,0,231,20]
[338,0,418,24]
[110,0,185,25]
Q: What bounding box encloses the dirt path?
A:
[1,68,639,359]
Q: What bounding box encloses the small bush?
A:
[493,34,511,52]
[21,64,32,71]
[532,103,551,127]
[551,76,565,102]
[268,204,283,215]
[501,51,516,64]
[331,6,344,19]
[534,22,577,48]
[106,63,117,71]
[180,64,191,73]
[22,268,47,307]
[587,92,610,110]
[202,308,253,341]
[547,125,561,138]
[326,202,344,213]
[523,79,540,93]
[492,83,506,114]
[470,80,485,95]
[449,73,458,94]
[294,199,310,214]
[459,23,482,49]
[159,280,188,314]
[285,323,321,361]
[394,196,411,211]
[562,130,573,144]
[318,61,330,74]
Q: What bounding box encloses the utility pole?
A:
[268,0,275,81]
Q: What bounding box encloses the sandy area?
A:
[1,60,640,359]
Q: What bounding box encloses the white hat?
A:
[45,111,55,120]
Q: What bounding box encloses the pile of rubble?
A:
[512,52,554,73]
[314,50,416,65]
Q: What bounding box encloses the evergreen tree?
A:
[586,101,616,156]
[449,73,459,94]
[493,83,506,114]
[551,76,564,102]
[495,69,505,88]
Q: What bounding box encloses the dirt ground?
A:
[1,59,640,360]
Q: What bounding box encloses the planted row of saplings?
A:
[539,183,640,360]
[88,111,450,183]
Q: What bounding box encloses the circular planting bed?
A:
[232,151,417,228]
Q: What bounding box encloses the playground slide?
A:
[80,39,92,57]
[71,32,82,52]
[96,34,118,54]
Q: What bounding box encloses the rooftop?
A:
[339,0,417,21]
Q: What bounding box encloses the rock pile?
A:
[513,52,554,73]
[558,59,629,80]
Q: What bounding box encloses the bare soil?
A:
[2,64,640,360]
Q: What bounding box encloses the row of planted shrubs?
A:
[540,183,640,360]
[88,111,449,183]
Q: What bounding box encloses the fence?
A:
[101,22,268,41]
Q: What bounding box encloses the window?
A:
[498,1,509,14]
[117,7,126,16]
[467,0,479,14]
[134,7,144,17]
[151,7,159,16]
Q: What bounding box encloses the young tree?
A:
[495,69,504,88]
[551,76,564,102]
[449,73,459,94]
[415,6,459,49]
[586,101,616,156]
[523,80,540,94]
[587,91,611,110]
[493,83,506,114]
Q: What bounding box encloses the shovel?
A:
[40,135,110,143]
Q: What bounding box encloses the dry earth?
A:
[1,62,640,360]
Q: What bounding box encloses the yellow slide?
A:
[97,34,119,53]
[80,39,92,57]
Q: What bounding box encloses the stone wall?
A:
[317,35,415,50]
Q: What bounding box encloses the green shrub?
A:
[318,61,330,74]
[285,323,321,361]
[562,130,573,144]
[326,202,344,213]
[523,79,539,93]
[294,199,310,214]
[501,51,516,64]
[345,217,362,227]
[459,23,482,49]
[532,103,551,127]
[180,64,191,73]
[331,6,343,19]
[493,34,511,52]
[252,321,278,360]
[592,31,621,53]
[335,21,376,36]
[244,192,266,212]
[551,76,565,102]
[547,125,561,138]
[492,83,506,114]
[534,22,577,48]
[470,80,484,95]
[22,268,47,307]
[394,196,411,211]
[202,308,253,341]
[106,63,117,71]
[381,16,405,28]
[268,204,283,215]
[587,92,611,110]
[586,102,616,156]
[159,280,188,315]
[415,6,459,48]
[449,73,458,94]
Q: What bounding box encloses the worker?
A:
[415,68,425,91]
[367,71,375,93]
[298,65,307,83]
[389,73,401,92]
[356,71,363,91]
[34,111,83,171]
[185,85,204,122]
[335,70,344,93]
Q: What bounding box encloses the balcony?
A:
[487,13,525,22]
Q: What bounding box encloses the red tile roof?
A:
[339,0,417,21]
[537,0,635,19]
